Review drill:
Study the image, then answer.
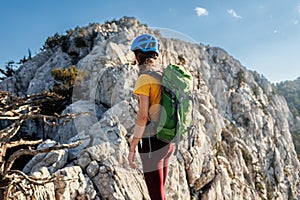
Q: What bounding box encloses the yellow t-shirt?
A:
[133,74,161,122]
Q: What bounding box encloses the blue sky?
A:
[0,0,299,83]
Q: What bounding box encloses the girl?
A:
[128,34,174,200]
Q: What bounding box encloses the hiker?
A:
[128,33,175,200]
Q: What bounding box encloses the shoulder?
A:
[137,73,160,84]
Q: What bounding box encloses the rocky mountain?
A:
[0,17,299,200]
[274,78,300,160]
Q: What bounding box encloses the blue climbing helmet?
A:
[131,34,160,55]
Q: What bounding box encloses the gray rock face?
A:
[23,140,68,175]
[1,17,299,199]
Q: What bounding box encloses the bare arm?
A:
[128,94,149,168]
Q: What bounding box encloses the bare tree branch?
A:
[4,141,81,175]
[0,91,85,199]
[5,170,54,185]
[5,139,43,149]
[0,120,23,142]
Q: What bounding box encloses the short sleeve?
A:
[133,74,151,97]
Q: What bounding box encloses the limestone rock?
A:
[53,166,97,199]
[54,100,106,143]
[23,140,68,174]
[0,16,298,199]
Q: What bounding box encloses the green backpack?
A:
[144,64,194,150]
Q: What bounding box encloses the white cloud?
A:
[227,9,242,19]
[195,7,208,16]
[298,4,300,13]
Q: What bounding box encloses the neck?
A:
[138,58,158,72]
[138,64,147,73]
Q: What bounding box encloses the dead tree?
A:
[0,91,84,199]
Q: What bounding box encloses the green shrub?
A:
[252,84,259,97]
[74,36,87,48]
[0,61,17,80]
[42,33,68,50]
[241,147,252,167]
[177,54,186,65]
[51,65,88,102]
[234,69,246,87]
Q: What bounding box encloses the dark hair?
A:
[134,50,158,65]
